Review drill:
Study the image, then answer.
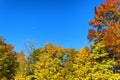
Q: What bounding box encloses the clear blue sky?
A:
[0,0,105,56]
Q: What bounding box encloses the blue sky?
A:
[0,0,105,56]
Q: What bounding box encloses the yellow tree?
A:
[61,48,77,80]
[89,42,120,79]
[14,51,27,80]
[26,43,65,80]
[72,47,91,80]
[0,36,18,79]
[72,43,120,79]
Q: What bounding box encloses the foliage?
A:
[26,43,65,80]
[14,51,27,80]
[88,0,120,60]
[0,36,18,79]
[89,42,120,79]
[1,0,120,79]
[88,0,120,73]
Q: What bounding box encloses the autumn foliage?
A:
[88,0,120,68]
[0,37,18,79]
[1,0,120,79]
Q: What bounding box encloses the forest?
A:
[1,0,120,79]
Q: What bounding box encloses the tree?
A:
[26,43,65,80]
[71,43,120,79]
[89,42,120,79]
[14,51,27,80]
[0,36,18,79]
[24,40,36,55]
[88,0,120,71]
[61,48,77,80]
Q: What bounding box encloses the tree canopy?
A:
[1,0,120,79]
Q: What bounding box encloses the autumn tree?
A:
[69,43,120,79]
[88,0,120,71]
[0,36,18,79]
[89,42,120,79]
[14,51,27,80]
[26,43,65,80]
[61,48,77,80]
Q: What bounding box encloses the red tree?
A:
[88,0,120,65]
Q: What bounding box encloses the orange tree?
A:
[87,0,120,70]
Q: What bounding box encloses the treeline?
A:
[1,0,120,79]
[25,43,120,79]
[0,37,120,80]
